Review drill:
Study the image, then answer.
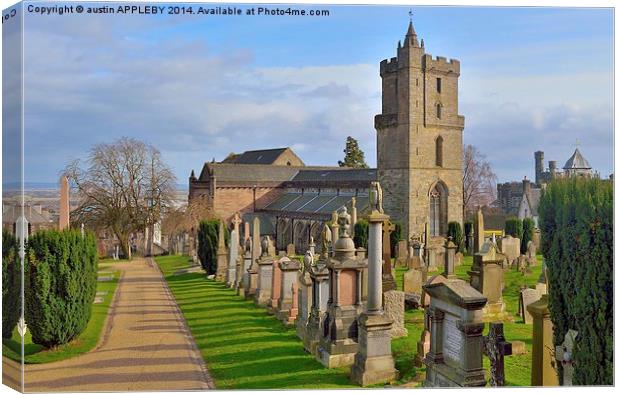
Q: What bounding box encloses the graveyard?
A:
[155,222,545,388]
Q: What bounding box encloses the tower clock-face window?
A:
[436,77,442,93]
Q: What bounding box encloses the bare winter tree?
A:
[66,137,176,259]
[161,194,215,254]
[463,144,497,218]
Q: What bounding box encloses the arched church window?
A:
[429,182,448,237]
[435,136,443,167]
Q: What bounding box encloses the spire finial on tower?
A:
[404,9,419,47]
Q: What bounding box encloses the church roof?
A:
[563,148,591,170]
[290,168,377,183]
[222,147,304,166]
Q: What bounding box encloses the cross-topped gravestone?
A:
[483,322,512,387]
[555,329,577,386]
[232,212,242,234]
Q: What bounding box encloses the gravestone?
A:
[423,279,487,387]
[519,288,541,324]
[483,322,512,387]
[532,228,541,250]
[286,243,296,257]
[268,256,283,314]
[305,258,330,355]
[239,238,252,296]
[381,219,397,292]
[215,221,228,282]
[285,282,299,325]
[404,268,424,296]
[395,240,408,267]
[226,228,239,288]
[297,250,313,340]
[255,236,275,306]
[383,290,407,338]
[526,241,537,266]
[442,238,458,279]
[414,311,431,367]
[555,329,577,386]
[277,256,301,323]
[317,207,366,368]
[500,235,520,268]
[455,252,463,267]
[421,274,448,308]
[474,207,485,254]
[527,294,559,386]
[469,241,508,321]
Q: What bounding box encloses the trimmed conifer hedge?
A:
[2,230,21,338]
[353,220,368,250]
[521,217,535,254]
[197,219,229,275]
[447,221,464,253]
[24,229,98,348]
[504,217,523,241]
[539,177,613,385]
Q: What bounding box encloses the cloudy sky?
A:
[5,3,614,186]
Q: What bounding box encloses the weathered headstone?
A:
[500,235,520,268]
[226,229,239,288]
[455,252,463,267]
[318,207,366,369]
[404,268,424,295]
[383,290,407,338]
[414,311,431,367]
[474,207,485,254]
[421,274,448,308]
[297,250,313,340]
[483,322,512,387]
[555,329,577,386]
[215,221,228,282]
[285,282,299,325]
[527,293,559,386]
[277,256,301,323]
[59,175,70,230]
[532,228,541,250]
[395,240,408,267]
[519,288,541,324]
[255,236,275,306]
[526,240,537,266]
[382,219,397,292]
[423,279,487,387]
[286,243,296,257]
[469,241,508,320]
[305,257,329,355]
[443,238,457,279]
[269,256,283,314]
[239,238,252,296]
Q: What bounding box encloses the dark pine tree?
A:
[338,136,369,169]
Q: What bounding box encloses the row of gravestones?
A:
[213,202,408,387]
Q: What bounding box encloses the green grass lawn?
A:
[155,255,356,389]
[2,259,120,364]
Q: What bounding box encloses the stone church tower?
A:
[375,20,464,240]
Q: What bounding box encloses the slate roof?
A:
[197,163,301,183]
[222,148,304,165]
[524,188,542,216]
[263,192,368,216]
[563,148,591,170]
[2,204,53,225]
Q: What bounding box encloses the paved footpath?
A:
[5,258,213,392]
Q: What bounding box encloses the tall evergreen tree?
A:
[338,136,368,168]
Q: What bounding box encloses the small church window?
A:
[436,103,442,119]
[435,136,443,167]
[436,78,442,93]
[429,182,448,237]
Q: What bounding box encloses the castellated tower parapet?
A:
[375,20,464,240]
